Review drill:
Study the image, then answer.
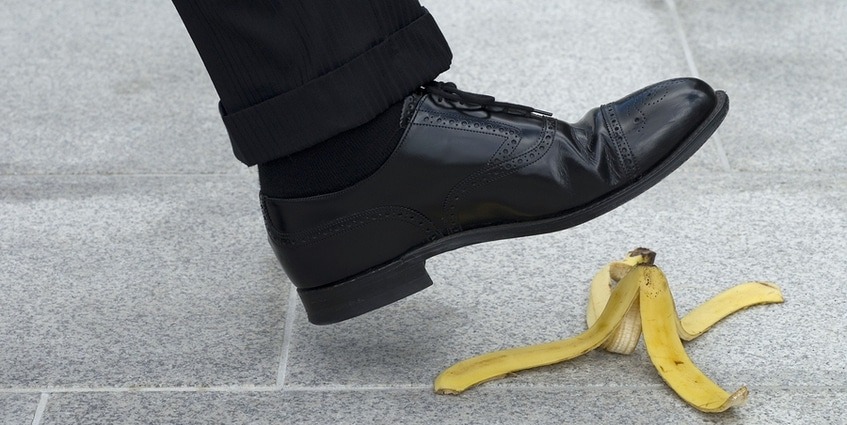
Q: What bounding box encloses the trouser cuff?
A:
[219,10,452,165]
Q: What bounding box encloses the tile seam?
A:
[709,133,733,173]
[0,386,281,394]
[2,384,843,395]
[282,384,847,393]
[664,0,733,172]
[30,392,48,425]
[0,173,251,177]
[664,0,700,77]
[275,287,300,389]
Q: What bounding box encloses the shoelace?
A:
[423,81,553,117]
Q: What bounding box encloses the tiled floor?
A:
[2,1,845,424]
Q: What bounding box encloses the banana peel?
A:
[434,248,784,413]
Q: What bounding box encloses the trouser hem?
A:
[219,10,452,165]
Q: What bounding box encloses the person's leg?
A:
[173,0,452,196]
[173,1,729,325]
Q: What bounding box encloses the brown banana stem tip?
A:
[628,247,656,265]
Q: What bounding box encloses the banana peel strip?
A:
[638,265,748,412]
[434,268,642,395]
[586,260,640,326]
[587,256,645,354]
[677,281,784,340]
[433,251,784,414]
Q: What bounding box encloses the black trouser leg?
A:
[172,0,452,165]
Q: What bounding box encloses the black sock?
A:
[258,99,406,198]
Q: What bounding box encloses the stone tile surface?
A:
[0,394,40,424]
[421,0,726,172]
[285,173,847,388]
[0,176,287,388]
[39,387,847,425]
[2,0,845,424]
[676,0,847,172]
[0,0,243,175]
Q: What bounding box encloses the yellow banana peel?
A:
[434,265,642,395]
[434,248,784,413]
[677,281,783,340]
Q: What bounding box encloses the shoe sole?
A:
[299,91,730,324]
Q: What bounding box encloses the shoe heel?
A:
[297,260,433,325]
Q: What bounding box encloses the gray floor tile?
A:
[38,387,847,425]
[0,1,243,175]
[0,394,40,424]
[676,0,847,172]
[3,0,845,421]
[285,173,847,389]
[0,176,288,387]
[413,0,726,172]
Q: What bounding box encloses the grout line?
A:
[4,383,843,396]
[283,384,432,393]
[279,383,847,394]
[710,134,733,172]
[2,385,280,395]
[665,0,700,77]
[275,287,300,388]
[665,0,733,172]
[0,173,253,178]
[30,393,48,425]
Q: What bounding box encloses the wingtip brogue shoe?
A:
[261,78,728,324]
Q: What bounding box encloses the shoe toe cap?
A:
[607,78,717,176]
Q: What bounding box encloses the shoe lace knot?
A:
[423,81,553,117]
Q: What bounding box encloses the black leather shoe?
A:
[261,78,728,324]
